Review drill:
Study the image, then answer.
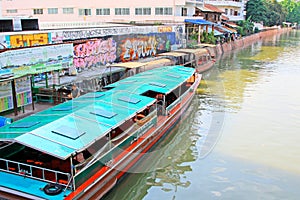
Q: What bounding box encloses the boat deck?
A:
[0,171,72,199]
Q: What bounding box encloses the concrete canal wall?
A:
[213,27,292,56]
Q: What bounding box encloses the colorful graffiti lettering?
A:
[73,38,117,69]
[158,26,172,33]
[10,33,49,48]
[119,36,158,62]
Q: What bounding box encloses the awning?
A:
[216,25,236,33]
[184,19,214,25]
[222,26,237,33]
[207,27,223,36]
[223,22,238,28]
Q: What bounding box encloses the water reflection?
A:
[103,96,202,200]
[103,31,300,200]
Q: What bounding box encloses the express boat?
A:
[0,65,201,199]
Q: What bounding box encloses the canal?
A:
[103,30,300,200]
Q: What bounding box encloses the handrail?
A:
[0,158,71,187]
[76,111,157,174]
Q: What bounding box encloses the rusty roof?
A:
[199,4,224,13]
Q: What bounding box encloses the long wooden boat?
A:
[174,48,216,73]
[0,65,201,200]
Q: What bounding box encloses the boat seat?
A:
[58,179,68,185]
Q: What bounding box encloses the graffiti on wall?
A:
[73,38,117,69]
[116,33,176,62]
[9,33,49,48]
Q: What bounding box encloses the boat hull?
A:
[65,75,201,200]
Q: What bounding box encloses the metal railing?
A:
[0,158,71,187]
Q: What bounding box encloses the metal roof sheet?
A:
[9,65,195,159]
[110,62,147,69]
[200,4,224,13]
[175,48,209,56]
[157,52,188,57]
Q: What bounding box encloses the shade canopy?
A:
[184,19,214,25]
[1,65,195,160]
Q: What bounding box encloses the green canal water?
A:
[103,30,300,200]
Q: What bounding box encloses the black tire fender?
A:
[43,183,63,196]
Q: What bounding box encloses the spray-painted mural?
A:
[73,38,117,69]
[9,33,49,48]
[115,32,176,62]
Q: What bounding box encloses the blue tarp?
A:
[184,19,214,25]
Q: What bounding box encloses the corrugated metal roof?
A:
[11,65,195,159]
[157,52,188,57]
[110,62,147,69]
[175,48,209,56]
[184,19,214,25]
[202,4,224,13]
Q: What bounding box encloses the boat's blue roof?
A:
[2,65,195,160]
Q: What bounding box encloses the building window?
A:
[181,8,187,16]
[63,8,74,14]
[230,9,233,15]
[79,9,92,16]
[115,8,130,15]
[96,8,110,15]
[155,7,172,15]
[135,8,151,15]
[48,8,58,14]
[33,9,43,15]
[224,8,228,15]
[6,9,18,13]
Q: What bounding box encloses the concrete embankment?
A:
[211,27,292,57]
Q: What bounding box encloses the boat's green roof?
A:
[0,65,195,159]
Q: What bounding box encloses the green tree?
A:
[246,0,287,26]
[236,18,255,36]
[265,0,287,26]
[246,0,267,23]
[280,0,300,24]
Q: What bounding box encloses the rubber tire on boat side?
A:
[43,183,63,196]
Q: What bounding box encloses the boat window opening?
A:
[10,121,41,128]
[73,150,91,164]
[166,92,178,107]
[118,96,141,104]
[180,81,191,94]
[140,90,159,98]
[0,145,72,183]
[52,125,86,139]
[90,109,117,119]
[52,105,78,111]
[149,82,166,88]
[187,74,196,84]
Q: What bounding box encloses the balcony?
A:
[175,0,204,5]
[228,15,245,21]
[207,0,243,8]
